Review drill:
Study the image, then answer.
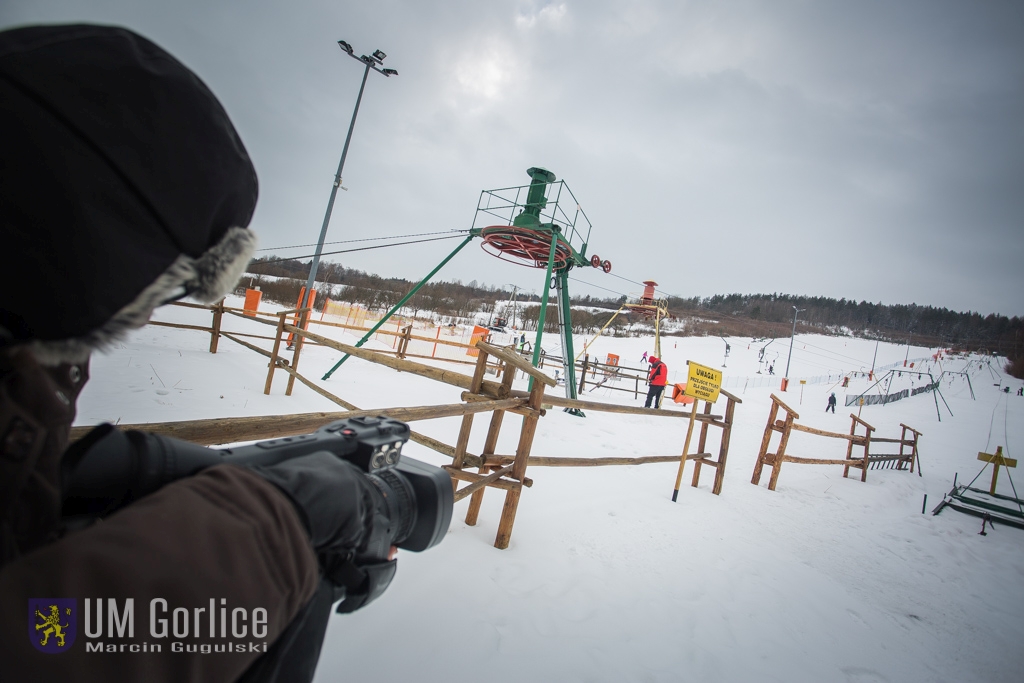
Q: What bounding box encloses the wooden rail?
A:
[504,391,724,422]
[129,298,751,546]
[752,393,922,492]
[280,324,510,399]
[69,399,526,446]
[484,454,711,467]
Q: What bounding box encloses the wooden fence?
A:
[751,393,922,492]
[73,298,749,548]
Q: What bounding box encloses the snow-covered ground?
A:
[77,297,1024,683]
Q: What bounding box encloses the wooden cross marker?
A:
[978,446,1017,495]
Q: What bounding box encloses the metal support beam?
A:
[322,235,474,378]
[528,230,560,392]
[554,270,582,414]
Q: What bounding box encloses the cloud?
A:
[4,0,1023,315]
[516,2,569,31]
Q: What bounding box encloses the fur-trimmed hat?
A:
[0,24,258,364]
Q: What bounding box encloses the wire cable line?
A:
[255,230,469,253]
[269,234,466,261]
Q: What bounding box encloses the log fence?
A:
[116,298,751,548]
[751,393,922,492]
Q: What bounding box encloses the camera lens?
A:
[368,469,416,546]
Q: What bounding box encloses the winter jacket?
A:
[648,357,668,386]
[0,348,321,682]
[0,25,324,682]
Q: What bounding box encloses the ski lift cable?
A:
[1001,398,1023,515]
[566,276,631,300]
[563,265,1009,355]
[798,340,874,365]
[602,270,788,338]
[265,234,466,261]
[789,346,861,368]
[961,393,1023,515]
[793,345,869,367]
[255,229,471,253]
[624,270,1008,352]
[568,274,772,354]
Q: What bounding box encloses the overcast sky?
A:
[5,1,1023,316]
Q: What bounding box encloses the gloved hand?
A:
[247,452,397,613]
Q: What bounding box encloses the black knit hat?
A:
[0,24,258,363]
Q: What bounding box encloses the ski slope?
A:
[76,297,1024,683]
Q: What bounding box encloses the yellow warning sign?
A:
[684,361,722,403]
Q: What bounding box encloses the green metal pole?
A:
[557,269,578,399]
[322,235,474,379]
[528,231,560,391]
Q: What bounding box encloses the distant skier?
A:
[641,351,648,363]
[768,364,775,376]
[1018,387,1023,396]
[645,356,668,409]
[827,393,837,413]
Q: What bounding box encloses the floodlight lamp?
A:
[382,68,398,76]
[338,40,354,54]
[372,49,386,63]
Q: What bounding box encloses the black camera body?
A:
[64,416,454,554]
[220,416,452,553]
[221,415,410,473]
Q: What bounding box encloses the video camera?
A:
[63,416,453,606]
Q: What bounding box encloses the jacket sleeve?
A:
[0,464,319,683]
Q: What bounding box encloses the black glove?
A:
[248,452,397,613]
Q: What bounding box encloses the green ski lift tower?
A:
[322,167,609,414]
[473,167,609,411]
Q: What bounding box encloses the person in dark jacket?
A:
[827,393,837,413]
[0,25,387,683]
[644,356,668,408]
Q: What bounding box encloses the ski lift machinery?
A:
[576,279,670,362]
[321,167,611,418]
[475,167,609,415]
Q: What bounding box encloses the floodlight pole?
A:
[784,306,804,379]
[301,42,396,307]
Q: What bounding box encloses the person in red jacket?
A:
[645,356,668,408]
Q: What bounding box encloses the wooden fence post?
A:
[712,395,737,495]
[285,308,309,396]
[451,349,490,478]
[209,299,224,353]
[466,363,517,526]
[397,324,413,359]
[766,413,794,491]
[264,311,286,395]
[494,377,545,549]
[751,399,781,485]
[690,400,713,488]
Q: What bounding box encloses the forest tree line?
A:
[244,256,1023,374]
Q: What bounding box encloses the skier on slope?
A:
[827,392,837,413]
[645,356,668,409]
[0,25,395,682]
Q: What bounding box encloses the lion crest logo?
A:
[28,599,76,653]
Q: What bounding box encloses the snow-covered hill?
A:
[77,296,1024,683]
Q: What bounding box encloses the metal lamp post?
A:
[301,41,398,305]
[784,306,805,380]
